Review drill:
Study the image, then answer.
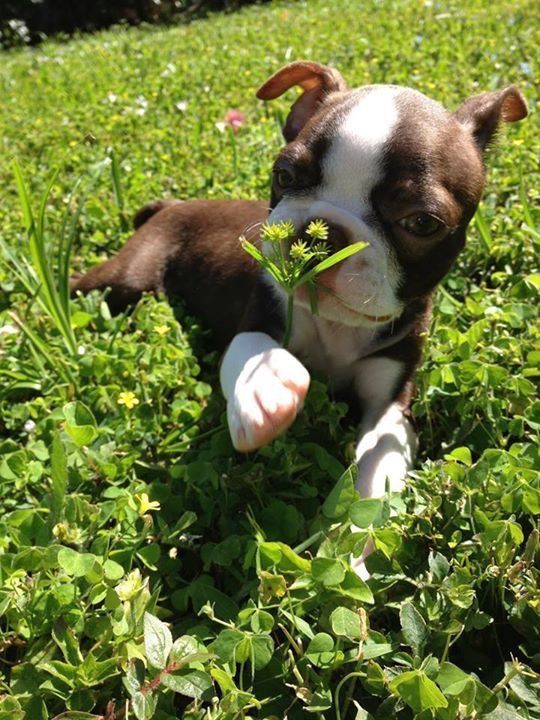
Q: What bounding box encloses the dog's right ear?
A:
[454,86,528,151]
[257,61,348,142]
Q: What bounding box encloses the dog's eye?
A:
[275,166,296,189]
[398,213,444,237]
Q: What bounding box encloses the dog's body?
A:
[72,63,527,561]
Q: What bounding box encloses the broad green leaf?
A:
[389,670,448,713]
[0,450,28,481]
[473,679,498,714]
[251,634,274,670]
[322,466,357,519]
[350,498,389,529]
[438,662,475,702]
[123,662,144,698]
[211,667,236,694]
[52,620,83,666]
[281,609,315,640]
[259,541,311,573]
[312,557,346,586]
[39,660,78,687]
[428,551,451,582]
[144,612,173,670]
[136,543,161,569]
[58,548,98,578]
[63,402,98,447]
[78,654,119,686]
[170,635,199,664]
[161,669,213,699]
[70,310,93,328]
[508,662,540,710]
[362,640,394,660]
[131,691,157,720]
[330,606,362,639]
[305,633,337,668]
[447,446,472,466]
[339,569,374,604]
[103,559,124,581]
[250,609,274,633]
[212,629,244,664]
[0,696,25,720]
[400,602,427,656]
[234,637,251,663]
[484,701,535,719]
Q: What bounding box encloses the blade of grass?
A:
[58,157,112,315]
[13,160,77,355]
[474,206,492,252]
[300,241,368,284]
[110,150,129,233]
[241,238,282,283]
[9,311,76,387]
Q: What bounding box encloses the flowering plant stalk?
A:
[241,219,367,347]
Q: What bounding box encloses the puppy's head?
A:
[257,62,527,328]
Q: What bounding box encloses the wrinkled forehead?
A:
[317,86,451,207]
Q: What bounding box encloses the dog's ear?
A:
[257,61,348,142]
[454,86,528,151]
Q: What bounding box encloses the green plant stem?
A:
[492,661,523,694]
[282,293,294,349]
[334,670,366,720]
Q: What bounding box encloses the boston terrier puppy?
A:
[72,61,527,521]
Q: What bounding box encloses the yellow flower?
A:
[290,240,309,260]
[135,492,161,515]
[117,391,139,409]
[154,324,170,336]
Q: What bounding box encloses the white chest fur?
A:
[288,305,382,388]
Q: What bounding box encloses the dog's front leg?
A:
[220,332,310,452]
[355,402,417,499]
[351,358,418,576]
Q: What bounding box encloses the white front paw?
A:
[228,348,310,452]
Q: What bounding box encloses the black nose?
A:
[300,219,350,250]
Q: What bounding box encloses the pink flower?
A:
[224,108,247,133]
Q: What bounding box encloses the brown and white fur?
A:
[72,62,527,569]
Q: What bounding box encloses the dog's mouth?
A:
[333,296,395,324]
[295,282,398,326]
[359,311,394,323]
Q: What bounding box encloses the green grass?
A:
[0,0,538,718]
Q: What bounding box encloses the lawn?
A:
[0,0,538,718]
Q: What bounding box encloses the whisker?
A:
[241,219,265,242]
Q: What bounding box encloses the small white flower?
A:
[77,345,86,355]
[175,101,187,112]
[0,324,18,335]
[161,62,176,78]
[107,92,118,103]
[24,420,36,433]
[215,121,226,133]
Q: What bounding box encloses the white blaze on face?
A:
[322,87,401,212]
[317,88,404,320]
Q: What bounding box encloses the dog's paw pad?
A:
[228,348,310,452]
